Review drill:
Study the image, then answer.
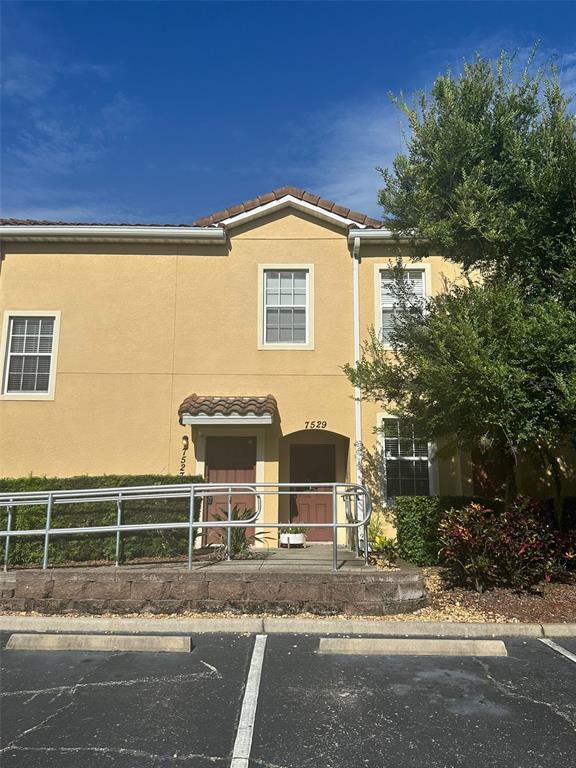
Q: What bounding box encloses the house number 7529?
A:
[305,421,327,429]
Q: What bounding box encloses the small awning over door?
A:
[178,393,278,426]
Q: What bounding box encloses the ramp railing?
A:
[0,482,371,572]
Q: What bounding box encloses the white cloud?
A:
[6,91,143,181]
[558,51,576,101]
[301,98,405,218]
[1,55,112,103]
[1,56,57,101]
[303,41,576,219]
[2,175,146,222]
[2,48,144,221]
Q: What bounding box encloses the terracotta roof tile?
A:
[0,218,196,228]
[317,198,336,213]
[302,192,320,205]
[2,188,383,229]
[192,187,383,228]
[257,191,276,205]
[178,394,278,421]
[2,188,383,230]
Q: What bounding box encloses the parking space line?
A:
[539,638,576,664]
[231,634,267,768]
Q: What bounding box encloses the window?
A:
[381,418,430,498]
[263,269,308,344]
[2,314,58,397]
[380,268,425,344]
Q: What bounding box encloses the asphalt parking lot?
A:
[1,631,575,767]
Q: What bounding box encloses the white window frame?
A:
[257,264,314,350]
[0,311,61,401]
[374,262,431,348]
[376,413,438,501]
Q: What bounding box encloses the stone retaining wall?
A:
[0,567,426,616]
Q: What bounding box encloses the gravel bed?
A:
[422,568,576,624]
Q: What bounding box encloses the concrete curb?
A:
[0,615,263,635]
[6,633,192,653]
[0,615,573,637]
[540,624,576,637]
[318,638,508,656]
[262,619,546,637]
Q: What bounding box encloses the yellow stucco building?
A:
[1,187,569,540]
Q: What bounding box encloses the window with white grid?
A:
[380,269,425,344]
[382,418,430,498]
[263,270,308,344]
[3,316,55,393]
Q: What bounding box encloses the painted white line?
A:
[230,634,267,768]
[539,638,576,664]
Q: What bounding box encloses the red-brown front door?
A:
[204,436,257,545]
[290,444,336,542]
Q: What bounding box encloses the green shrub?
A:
[393,496,497,566]
[439,498,575,591]
[212,505,268,558]
[0,474,203,568]
[371,535,399,564]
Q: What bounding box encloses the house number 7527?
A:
[305,421,327,429]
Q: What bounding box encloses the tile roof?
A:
[179,394,278,420]
[1,188,383,230]
[193,186,383,228]
[0,218,195,227]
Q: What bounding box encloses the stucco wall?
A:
[6,208,563,508]
[1,210,359,478]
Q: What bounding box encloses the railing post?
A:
[115,495,123,567]
[227,487,232,561]
[188,485,195,570]
[4,503,13,572]
[362,491,369,565]
[43,493,53,570]
[332,485,338,572]
[353,494,360,557]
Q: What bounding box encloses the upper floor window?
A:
[381,417,431,498]
[380,268,425,345]
[263,269,309,345]
[1,313,60,399]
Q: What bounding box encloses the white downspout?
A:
[352,237,365,549]
[352,236,363,485]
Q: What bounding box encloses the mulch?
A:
[427,568,576,623]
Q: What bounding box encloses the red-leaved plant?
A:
[439,498,575,592]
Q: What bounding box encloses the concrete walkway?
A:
[72,544,407,573]
[192,544,377,572]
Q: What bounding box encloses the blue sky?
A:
[2,1,575,223]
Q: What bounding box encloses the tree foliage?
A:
[344,277,576,520]
[379,52,576,296]
[350,51,576,522]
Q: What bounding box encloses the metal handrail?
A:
[0,481,371,571]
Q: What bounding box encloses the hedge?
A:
[0,474,203,568]
[393,496,500,566]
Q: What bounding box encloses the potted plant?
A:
[279,527,307,548]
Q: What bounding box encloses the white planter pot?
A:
[279,532,306,548]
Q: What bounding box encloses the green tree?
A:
[344,277,576,527]
[379,52,576,297]
[349,51,576,525]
